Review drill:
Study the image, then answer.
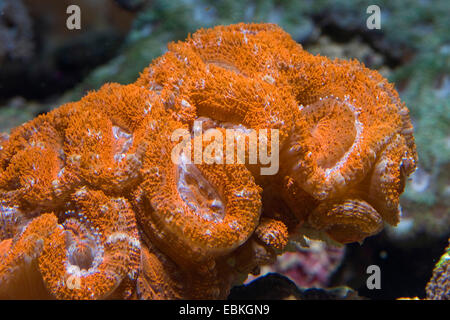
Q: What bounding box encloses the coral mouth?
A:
[304,99,357,169]
[112,126,133,163]
[176,152,225,221]
[205,60,242,75]
[64,217,101,272]
[282,96,362,199]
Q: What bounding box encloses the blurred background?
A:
[0,0,448,299]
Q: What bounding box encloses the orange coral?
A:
[0,23,416,299]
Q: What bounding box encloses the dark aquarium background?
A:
[0,0,448,299]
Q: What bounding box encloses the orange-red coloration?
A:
[0,23,416,299]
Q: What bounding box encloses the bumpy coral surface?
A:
[0,23,417,299]
[426,239,450,300]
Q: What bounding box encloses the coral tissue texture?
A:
[426,239,450,300]
[0,23,417,299]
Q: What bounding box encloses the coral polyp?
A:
[0,23,416,299]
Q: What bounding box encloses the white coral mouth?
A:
[283,95,366,199]
[112,126,133,163]
[63,216,103,275]
[176,152,225,221]
[0,204,25,240]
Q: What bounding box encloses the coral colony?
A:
[0,23,416,299]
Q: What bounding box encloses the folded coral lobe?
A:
[0,22,416,299]
[136,108,262,266]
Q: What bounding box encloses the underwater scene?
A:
[0,0,448,303]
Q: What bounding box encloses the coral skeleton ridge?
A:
[0,23,417,299]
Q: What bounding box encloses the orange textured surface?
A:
[0,23,416,299]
